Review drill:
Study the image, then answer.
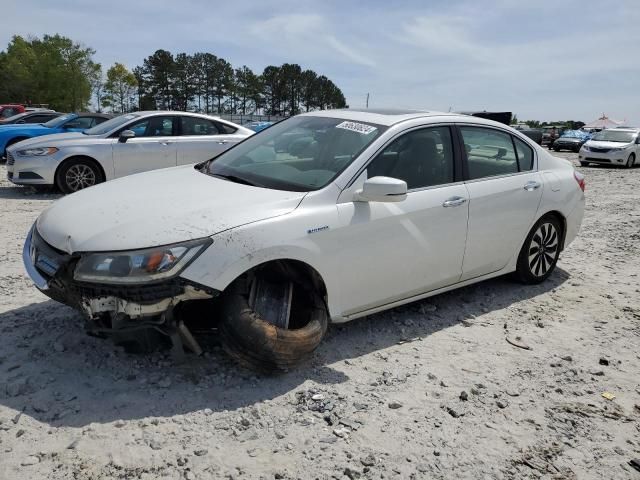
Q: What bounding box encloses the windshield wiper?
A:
[211,173,261,187]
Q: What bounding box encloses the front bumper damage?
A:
[23,227,218,359]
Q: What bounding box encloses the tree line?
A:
[0,35,348,116]
[116,50,347,116]
[0,34,98,111]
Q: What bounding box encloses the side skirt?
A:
[331,265,516,324]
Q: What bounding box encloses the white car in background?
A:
[7,111,253,192]
[579,128,640,168]
[24,109,585,371]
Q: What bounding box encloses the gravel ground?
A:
[0,153,639,480]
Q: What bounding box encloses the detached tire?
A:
[220,288,328,373]
[514,214,563,284]
[56,157,104,194]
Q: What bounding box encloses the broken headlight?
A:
[73,239,211,284]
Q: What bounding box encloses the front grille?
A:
[585,157,611,163]
[69,280,185,303]
[6,151,15,166]
[590,147,611,153]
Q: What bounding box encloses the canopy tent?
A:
[583,114,624,129]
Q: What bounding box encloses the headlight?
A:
[581,145,590,151]
[17,147,59,156]
[73,238,211,284]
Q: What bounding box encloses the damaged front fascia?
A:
[80,285,213,319]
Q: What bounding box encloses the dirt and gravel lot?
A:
[0,152,639,480]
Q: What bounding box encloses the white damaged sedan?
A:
[24,109,585,371]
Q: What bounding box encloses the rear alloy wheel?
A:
[625,153,635,169]
[56,159,103,194]
[514,215,562,284]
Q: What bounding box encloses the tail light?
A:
[574,170,585,192]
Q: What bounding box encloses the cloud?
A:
[1,0,639,123]
[249,13,376,67]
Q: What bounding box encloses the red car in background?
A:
[0,104,26,118]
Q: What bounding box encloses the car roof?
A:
[299,108,461,126]
[133,110,222,118]
[72,112,114,119]
[299,108,521,129]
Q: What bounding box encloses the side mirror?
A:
[119,130,136,143]
[354,176,407,203]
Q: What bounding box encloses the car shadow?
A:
[0,184,60,201]
[0,268,569,428]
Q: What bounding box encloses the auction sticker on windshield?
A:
[336,121,377,135]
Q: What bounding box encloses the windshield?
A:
[206,116,387,191]
[43,113,77,128]
[0,112,28,122]
[84,113,138,135]
[591,130,636,143]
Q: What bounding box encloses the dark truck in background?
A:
[460,111,543,145]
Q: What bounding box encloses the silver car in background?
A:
[6,111,254,192]
[578,128,640,168]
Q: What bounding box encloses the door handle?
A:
[442,196,467,207]
[524,181,541,191]
[160,140,174,145]
[217,140,229,145]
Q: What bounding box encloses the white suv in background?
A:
[579,128,640,168]
[7,111,254,192]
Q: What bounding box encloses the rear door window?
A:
[181,116,220,135]
[460,127,518,180]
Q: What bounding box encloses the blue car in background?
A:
[0,112,112,158]
[551,130,592,152]
[243,120,274,133]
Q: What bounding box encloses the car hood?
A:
[585,140,632,148]
[11,132,97,149]
[36,165,307,253]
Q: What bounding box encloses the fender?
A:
[180,215,344,319]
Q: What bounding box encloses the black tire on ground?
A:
[219,285,328,373]
[55,157,104,194]
[625,153,635,169]
[514,214,563,284]
[580,161,589,167]
[553,147,560,152]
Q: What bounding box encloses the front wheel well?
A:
[55,155,106,184]
[224,259,328,308]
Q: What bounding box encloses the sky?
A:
[2,0,639,124]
